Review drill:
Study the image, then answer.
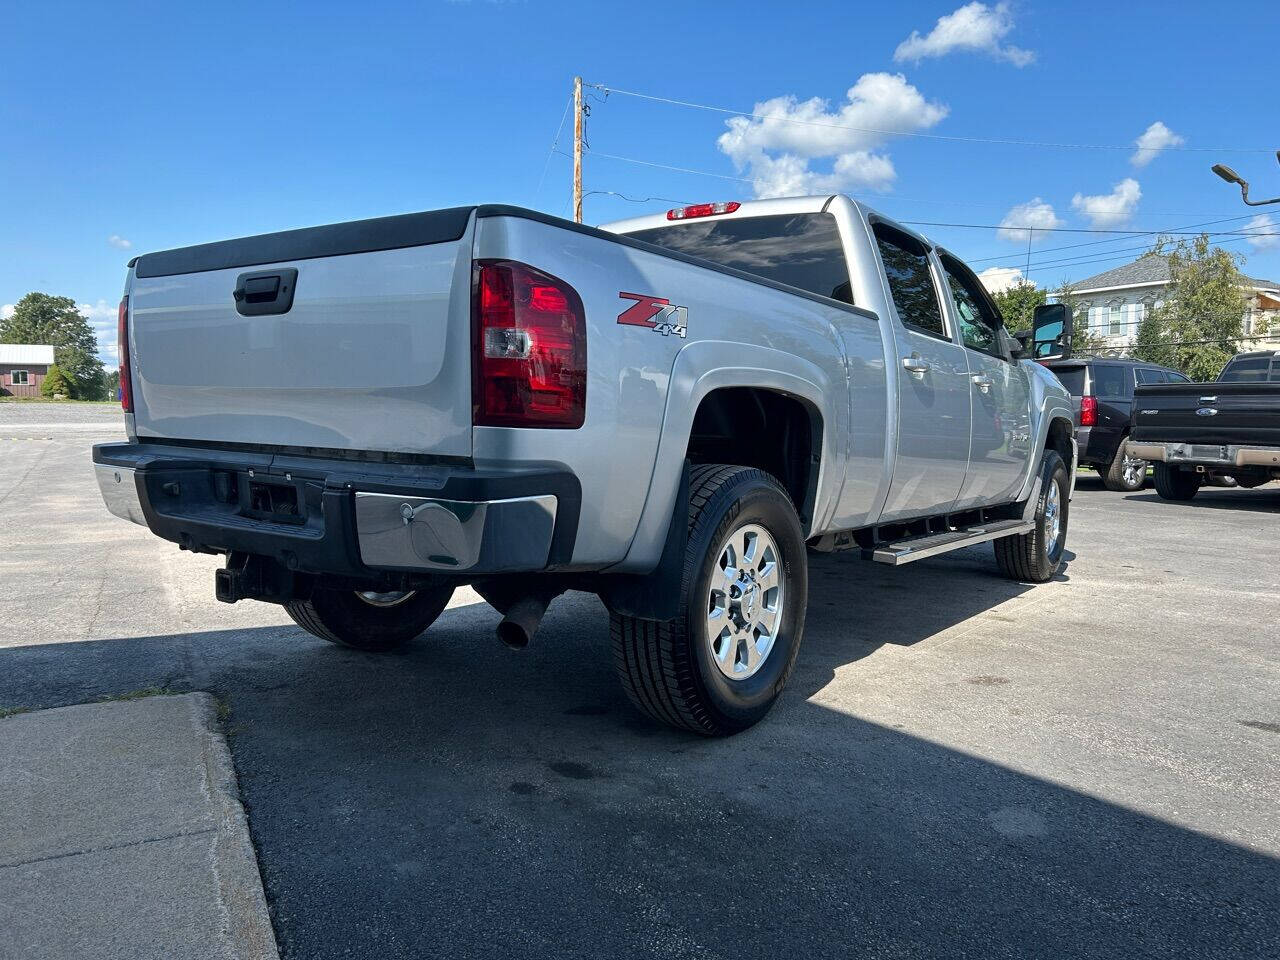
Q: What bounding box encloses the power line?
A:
[534,94,574,202]
[582,189,693,206]
[901,218,1280,238]
[593,83,1275,155]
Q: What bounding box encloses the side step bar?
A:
[865,519,1033,566]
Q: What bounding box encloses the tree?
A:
[40,364,74,398]
[1131,235,1249,380]
[990,280,1045,332]
[104,369,121,401]
[0,293,106,399]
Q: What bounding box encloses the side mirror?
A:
[1031,303,1073,361]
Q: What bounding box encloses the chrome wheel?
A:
[1044,481,1062,555]
[1122,453,1147,487]
[355,590,416,608]
[705,522,783,681]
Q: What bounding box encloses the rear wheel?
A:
[1153,463,1201,501]
[1103,439,1147,492]
[994,449,1068,583]
[610,465,807,736]
[286,585,455,651]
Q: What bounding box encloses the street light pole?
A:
[1211,151,1280,206]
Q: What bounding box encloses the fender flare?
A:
[613,340,837,574]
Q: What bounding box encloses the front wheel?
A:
[286,585,455,651]
[611,465,807,736]
[994,449,1068,583]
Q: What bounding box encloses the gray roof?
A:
[1067,254,1280,292]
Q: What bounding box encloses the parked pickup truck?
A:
[94,196,1076,735]
[1130,349,1280,500]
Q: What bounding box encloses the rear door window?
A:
[872,224,948,339]
[1052,365,1086,396]
[627,213,853,304]
[1092,365,1127,397]
[1219,355,1271,382]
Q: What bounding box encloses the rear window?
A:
[1092,365,1128,397]
[627,213,853,304]
[1218,355,1272,382]
[1052,365,1086,396]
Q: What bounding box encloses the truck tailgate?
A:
[128,208,477,457]
[1134,382,1280,446]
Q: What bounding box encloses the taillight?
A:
[472,260,586,428]
[1080,395,1097,426]
[118,296,133,412]
[666,201,740,221]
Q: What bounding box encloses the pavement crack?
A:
[0,825,218,871]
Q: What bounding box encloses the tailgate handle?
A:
[233,268,298,316]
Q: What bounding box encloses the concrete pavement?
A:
[0,693,277,960]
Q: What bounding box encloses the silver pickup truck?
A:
[94,195,1076,734]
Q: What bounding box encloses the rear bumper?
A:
[93,441,580,577]
[1128,442,1280,469]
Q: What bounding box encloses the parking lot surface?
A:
[1,406,1277,959]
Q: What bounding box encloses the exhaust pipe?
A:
[496,595,552,650]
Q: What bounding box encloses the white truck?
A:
[94,195,1076,735]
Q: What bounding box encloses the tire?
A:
[610,464,807,736]
[1103,438,1147,492]
[994,449,1068,583]
[1153,462,1201,501]
[286,585,455,652]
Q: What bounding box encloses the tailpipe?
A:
[495,595,552,650]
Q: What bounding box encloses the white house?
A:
[1052,253,1280,356]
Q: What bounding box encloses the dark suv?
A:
[1042,357,1190,491]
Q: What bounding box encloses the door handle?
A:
[972,374,993,393]
[233,267,298,317]
[902,355,930,378]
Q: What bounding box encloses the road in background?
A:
[2,404,1277,959]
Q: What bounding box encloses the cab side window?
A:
[941,256,1002,356]
[873,224,947,339]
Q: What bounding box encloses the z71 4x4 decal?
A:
[617,291,688,338]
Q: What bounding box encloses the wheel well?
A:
[685,388,821,527]
[1046,416,1073,468]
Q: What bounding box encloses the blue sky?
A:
[3,0,1278,360]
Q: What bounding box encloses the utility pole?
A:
[572,76,584,223]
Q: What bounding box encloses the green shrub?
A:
[40,364,74,398]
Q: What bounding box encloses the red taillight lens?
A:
[118,296,132,412]
[472,260,586,428]
[666,201,740,221]
[1080,395,1097,426]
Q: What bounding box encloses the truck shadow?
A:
[0,548,1272,960]
[1124,487,1280,513]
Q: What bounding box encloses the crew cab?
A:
[1130,349,1280,500]
[94,196,1076,735]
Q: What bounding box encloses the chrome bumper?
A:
[353,492,558,572]
[1128,442,1280,468]
[95,463,147,526]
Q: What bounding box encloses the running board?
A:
[865,519,1033,565]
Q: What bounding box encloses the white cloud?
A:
[998,198,1063,243]
[108,234,132,249]
[1130,121,1184,168]
[78,299,120,363]
[1243,214,1280,251]
[894,2,1034,67]
[1,304,13,320]
[1072,178,1141,228]
[717,73,948,199]
[977,266,1027,293]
